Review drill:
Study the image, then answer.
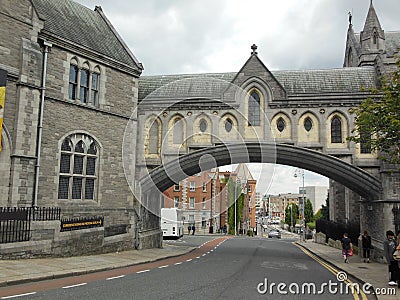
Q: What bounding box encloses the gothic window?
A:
[80,68,89,103]
[331,116,342,143]
[68,61,100,107]
[225,118,233,132]
[68,65,78,100]
[304,117,313,132]
[90,71,100,106]
[199,119,207,132]
[277,117,285,132]
[148,121,159,154]
[373,32,378,45]
[58,133,99,201]
[248,90,261,126]
[173,118,184,144]
[360,130,372,154]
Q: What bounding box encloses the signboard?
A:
[0,69,7,152]
[60,216,104,232]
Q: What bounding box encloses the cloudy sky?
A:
[75,0,399,196]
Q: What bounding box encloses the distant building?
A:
[299,186,328,213]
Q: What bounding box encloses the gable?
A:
[229,53,287,101]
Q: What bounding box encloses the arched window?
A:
[58,133,99,200]
[331,116,342,143]
[90,67,100,106]
[173,118,184,144]
[248,90,261,126]
[80,68,90,103]
[69,65,78,100]
[373,32,378,45]
[199,119,207,132]
[277,117,285,132]
[304,117,313,132]
[225,118,233,132]
[148,121,159,154]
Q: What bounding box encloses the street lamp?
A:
[294,168,306,241]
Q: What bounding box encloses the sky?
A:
[75,0,399,195]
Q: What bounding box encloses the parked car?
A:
[268,229,281,239]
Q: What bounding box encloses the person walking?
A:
[383,230,399,286]
[192,224,196,235]
[361,230,372,263]
[341,233,353,263]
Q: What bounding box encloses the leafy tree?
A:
[304,199,314,223]
[284,203,299,227]
[348,59,400,164]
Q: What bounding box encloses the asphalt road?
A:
[2,236,366,300]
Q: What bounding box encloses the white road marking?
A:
[202,254,206,257]
[136,269,150,274]
[106,275,125,280]
[196,256,201,259]
[186,259,192,262]
[158,265,169,269]
[62,283,87,289]
[1,292,37,299]
[174,262,182,265]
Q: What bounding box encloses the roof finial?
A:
[348,11,352,25]
[251,44,258,55]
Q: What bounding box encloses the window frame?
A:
[331,116,342,143]
[189,181,196,192]
[189,197,195,209]
[58,134,99,201]
[248,90,261,126]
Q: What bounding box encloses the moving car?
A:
[268,229,281,239]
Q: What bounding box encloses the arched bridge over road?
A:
[140,142,382,200]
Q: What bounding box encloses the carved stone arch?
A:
[0,125,12,205]
[81,61,90,70]
[271,111,291,139]
[219,113,239,142]
[144,115,162,156]
[167,114,186,149]
[298,111,320,144]
[93,65,101,74]
[192,113,212,146]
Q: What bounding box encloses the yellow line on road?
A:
[293,242,368,300]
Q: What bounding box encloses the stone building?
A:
[0,0,399,256]
[0,0,145,255]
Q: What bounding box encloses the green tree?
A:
[320,193,329,220]
[284,203,299,227]
[304,199,314,223]
[348,60,400,164]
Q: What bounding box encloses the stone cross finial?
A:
[251,44,258,55]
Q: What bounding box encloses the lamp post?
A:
[290,204,293,232]
[234,178,238,236]
[294,168,305,241]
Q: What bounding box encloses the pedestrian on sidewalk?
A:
[192,224,196,235]
[341,233,353,264]
[383,230,399,287]
[188,224,191,235]
[361,230,372,263]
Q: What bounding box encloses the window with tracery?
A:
[58,133,99,200]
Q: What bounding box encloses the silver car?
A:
[268,229,281,239]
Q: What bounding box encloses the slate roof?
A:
[385,32,400,57]
[32,0,142,72]
[138,67,376,102]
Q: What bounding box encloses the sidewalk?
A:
[297,241,398,300]
[0,243,196,288]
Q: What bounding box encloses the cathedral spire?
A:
[361,0,384,39]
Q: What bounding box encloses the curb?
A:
[295,242,379,300]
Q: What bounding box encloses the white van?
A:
[161,208,184,239]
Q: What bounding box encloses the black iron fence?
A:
[316,219,360,246]
[0,207,61,244]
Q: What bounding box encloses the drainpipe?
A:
[33,40,52,208]
[133,207,142,249]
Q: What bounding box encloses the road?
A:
[0,235,368,300]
